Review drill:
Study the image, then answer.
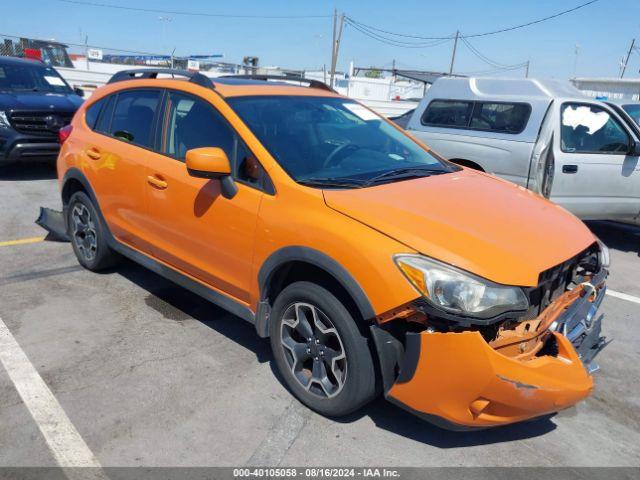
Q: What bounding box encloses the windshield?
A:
[227,95,454,186]
[0,63,72,93]
[623,104,640,126]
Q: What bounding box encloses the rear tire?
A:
[67,191,120,271]
[269,281,377,417]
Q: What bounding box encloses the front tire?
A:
[67,191,120,271]
[269,281,377,417]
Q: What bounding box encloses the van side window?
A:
[422,100,473,127]
[561,103,630,154]
[109,89,161,148]
[470,102,530,134]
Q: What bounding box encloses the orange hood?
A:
[323,169,595,287]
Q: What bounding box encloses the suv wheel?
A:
[269,281,377,416]
[67,191,120,271]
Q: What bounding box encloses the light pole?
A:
[158,16,172,60]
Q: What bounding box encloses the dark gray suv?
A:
[0,56,83,167]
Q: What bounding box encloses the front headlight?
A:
[597,239,610,270]
[394,254,529,318]
[0,111,10,129]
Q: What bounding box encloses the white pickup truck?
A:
[402,77,640,223]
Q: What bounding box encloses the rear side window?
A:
[84,98,105,129]
[109,89,161,148]
[422,99,531,134]
[95,95,116,134]
[470,102,530,133]
[422,100,473,127]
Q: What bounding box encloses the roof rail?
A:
[221,74,335,92]
[107,68,214,89]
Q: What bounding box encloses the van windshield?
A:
[227,95,454,187]
[0,63,73,94]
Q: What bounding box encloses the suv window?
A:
[162,91,266,188]
[561,103,630,154]
[85,98,105,129]
[422,100,473,127]
[109,89,161,148]
[95,95,116,134]
[162,91,234,160]
[422,99,530,134]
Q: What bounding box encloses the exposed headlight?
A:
[597,239,610,270]
[0,111,10,129]
[394,254,529,318]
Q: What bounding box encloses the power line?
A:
[346,0,600,40]
[56,0,331,18]
[345,19,452,49]
[460,36,527,69]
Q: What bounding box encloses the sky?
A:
[2,0,639,79]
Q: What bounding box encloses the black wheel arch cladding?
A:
[255,246,376,338]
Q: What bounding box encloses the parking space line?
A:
[0,317,105,475]
[607,289,640,305]
[0,236,46,247]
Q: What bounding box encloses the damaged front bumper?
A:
[371,269,608,430]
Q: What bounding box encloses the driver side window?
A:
[561,103,630,154]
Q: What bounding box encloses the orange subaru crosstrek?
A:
[55,70,609,430]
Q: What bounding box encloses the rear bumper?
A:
[372,271,607,430]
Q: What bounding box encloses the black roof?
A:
[0,55,46,67]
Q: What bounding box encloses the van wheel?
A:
[67,191,120,271]
[269,281,377,416]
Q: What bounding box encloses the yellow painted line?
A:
[0,236,46,247]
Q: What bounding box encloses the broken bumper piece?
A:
[371,269,608,430]
[373,328,593,430]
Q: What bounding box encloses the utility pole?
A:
[330,9,345,88]
[573,43,580,78]
[449,31,459,76]
[621,38,636,78]
[525,60,530,78]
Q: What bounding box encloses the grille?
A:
[8,110,74,136]
[522,242,599,319]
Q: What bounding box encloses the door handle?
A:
[86,148,101,160]
[147,175,168,190]
[562,164,578,174]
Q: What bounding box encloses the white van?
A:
[405,77,640,222]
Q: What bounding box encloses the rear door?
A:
[144,90,266,304]
[551,101,640,220]
[79,88,164,253]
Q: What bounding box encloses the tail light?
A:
[58,125,73,145]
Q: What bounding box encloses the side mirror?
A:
[74,87,85,98]
[629,139,640,157]
[186,147,238,199]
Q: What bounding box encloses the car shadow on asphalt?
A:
[0,162,57,181]
[111,258,558,447]
[337,396,557,447]
[114,259,273,364]
[586,221,640,257]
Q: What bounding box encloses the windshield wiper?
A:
[363,167,446,186]
[298,177,367,189]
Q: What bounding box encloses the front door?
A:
[551,101,640,220]
[144,90,266,305]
